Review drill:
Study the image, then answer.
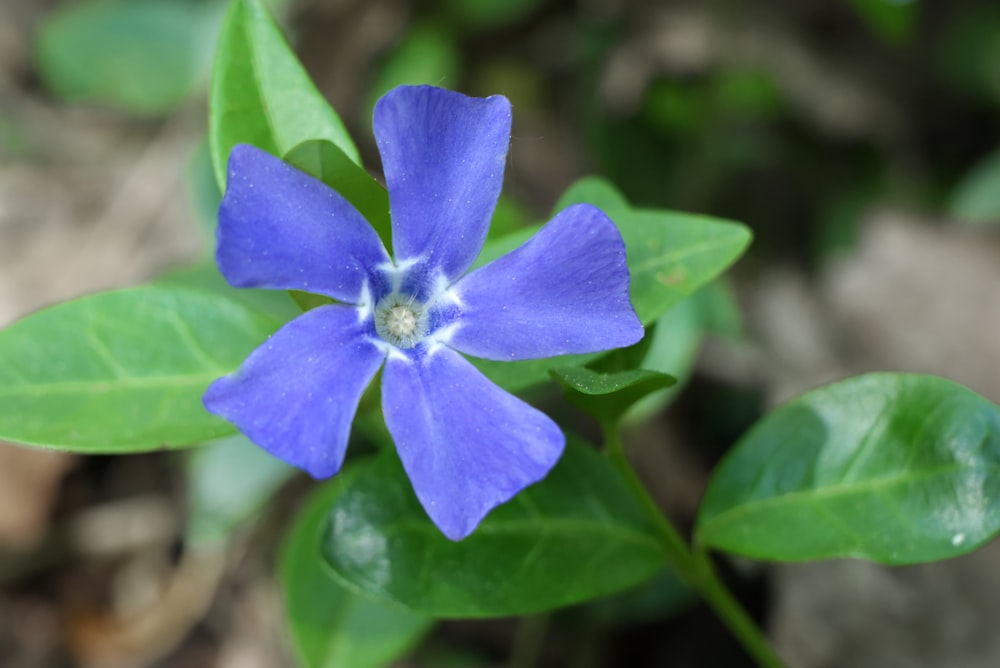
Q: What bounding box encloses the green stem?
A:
[602,424,784,668]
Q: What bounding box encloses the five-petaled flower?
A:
[203,85,643,540]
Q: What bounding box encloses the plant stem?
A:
[602,424,784,668]
[507,613,550,668]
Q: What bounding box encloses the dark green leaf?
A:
[283,139,392,249]
[696,373,1000,564]
[209,0,359,189]
[588,324,657,375]
[847,0,917,45]
[584,570,696,627]
[445,0,542,29]
[187,434,296,544]
[35,0,218,115]
[321,440,663,617]
[281,472,432,668]
[0,285,282,451]
[551,367,676,426]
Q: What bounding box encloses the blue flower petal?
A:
[204,305,385,478]
[448,203,644,361]
[217,144,390,302]
[374,85,511,282]
[381,348,564,540]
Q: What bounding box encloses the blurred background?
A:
[2,0,1000,666]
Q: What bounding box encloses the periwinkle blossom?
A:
[204,85,643,540]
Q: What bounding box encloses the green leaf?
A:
[615,211,750,324]
[366,22,461,117]
[948,146,1000,225]
[281,472,432,668]
[187,434,296,545]
[445,0,542,29]
[473,177,751,393]
[626,282,743,422]
[156,262,301,323]
[35,0,218,115]
[551,367,676,426]
[283,139,392,249]
[557,176,751,323]
[846,0,917,45]
[186,140,224,237]
[209,0,359,190]
[554,176,631,215]
[321,440,664,617]
[696,373,1000,565]
[0,285,283,451]
[584,570,696,626]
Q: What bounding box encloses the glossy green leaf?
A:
[209,0,359,189]
[473,177,750,393]
[187,434,295,544]
[281,472,432,668]
[696,373,1000,564]
[321,441,663,617]
[948,146,1000,225]
[36,0,218,115]
[551,367,676,426]
[0,285,283,451]
[283,139,392,249]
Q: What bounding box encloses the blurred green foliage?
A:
[32,0,1000,266]
[36,0,222,115]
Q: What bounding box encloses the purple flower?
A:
[203,85,643,540]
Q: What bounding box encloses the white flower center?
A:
[386,305,418,337]
[373,294,428,349]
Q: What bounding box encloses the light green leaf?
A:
[281,472,432,668]
[948,146,1000,225]
[187,434,296,545]
[321,440,663,617]
[696,373,1000,564]
[209,0,359,190]
[614,208,750,324]
[156,262,301,323]
[473,177,751,392]
[366,22,461,117]
[36,0,219,115]
[0,285,283,451]
[186,140,224,237]
[554,176,631,215]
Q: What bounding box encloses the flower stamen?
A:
[374,293,429,349]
